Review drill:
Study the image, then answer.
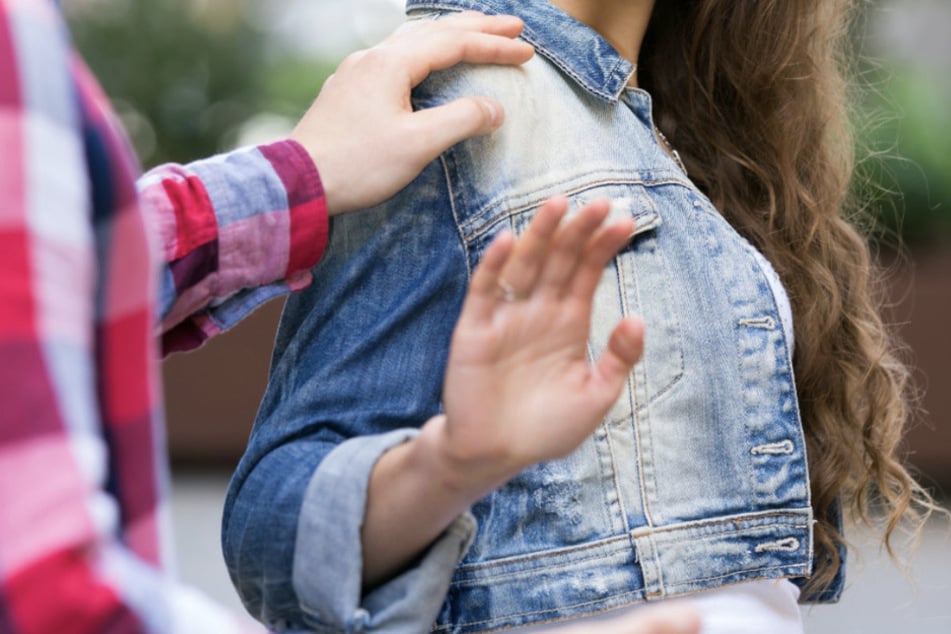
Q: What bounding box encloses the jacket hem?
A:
[434,507,814,632]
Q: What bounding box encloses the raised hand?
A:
[434,195,644,489]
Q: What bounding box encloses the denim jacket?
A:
[223,1,844,632]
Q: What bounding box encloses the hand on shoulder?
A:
[290,11,534,215]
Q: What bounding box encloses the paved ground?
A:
[172,470,951,632]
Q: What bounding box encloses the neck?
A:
[547,0,655,84]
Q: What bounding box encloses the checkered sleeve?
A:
[138,140,329,355]
[0,1,262,631]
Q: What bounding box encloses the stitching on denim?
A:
[464,173,682,232]
[630,509,811,538]
[666,566,809,593]
[432,589,647,632]
[751,440,795,455]
[739,315,778,330]
[409,2,622,102]
[448,515,810,581]
[599,408,634,536]
[449,561,809,626]
[626,234,686,415]
[441,153,472,279]
[451,547,628,585]
[632,524,811,552]
[440,564,809,631]
[461,174,686,242]
[453,534,632,576]
[755,537,801,553]
[519,32,616,102]
[632,369,685,414]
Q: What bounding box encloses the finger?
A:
[568,217,635,302]
[440,11,527,38]
[409,96,505,157]
[536,199,611,295]
[495,196,569,297]
[461,230,515,324]
[397,11,526,39]
[401,27,534,86]
[591,317,645,399]
[612,605,702,634]
[551,604,700,634]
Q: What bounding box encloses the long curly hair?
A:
[639,0,937,595]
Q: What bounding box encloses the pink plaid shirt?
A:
[0,1,327,631]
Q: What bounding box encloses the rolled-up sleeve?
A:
[138,139,328,355]
[293,430,476,633]
[222,152,473,631]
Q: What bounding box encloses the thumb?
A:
[411,96,504,155]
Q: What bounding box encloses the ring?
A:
[496,278,525,302]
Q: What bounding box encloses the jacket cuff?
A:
[258,140,329,276]
[292,430,476,632]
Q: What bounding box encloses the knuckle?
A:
[339,49,367,72]
[455,97,492,128]
[359,46,387,65]
[360,45,402,74]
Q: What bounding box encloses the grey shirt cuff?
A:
[292,429,476,633]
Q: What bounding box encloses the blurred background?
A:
[64,0,950,631]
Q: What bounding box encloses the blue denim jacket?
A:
[223,1,844,631]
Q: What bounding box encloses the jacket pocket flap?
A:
[571,190,662,239]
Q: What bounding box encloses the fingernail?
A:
[479,98,502,128]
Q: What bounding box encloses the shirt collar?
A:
[405,0,635,102]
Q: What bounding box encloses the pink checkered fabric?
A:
[0,1,327,631]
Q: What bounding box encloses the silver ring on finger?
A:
[496,278,527,302]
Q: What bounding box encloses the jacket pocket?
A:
[462,183,683,414]
[571,185,684,420]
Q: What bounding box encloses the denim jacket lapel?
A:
[405,0,635,102]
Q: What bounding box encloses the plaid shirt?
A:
[0,1,327,631]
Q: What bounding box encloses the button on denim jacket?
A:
[223,1,844,632]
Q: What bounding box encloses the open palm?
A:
[439,197,645,486]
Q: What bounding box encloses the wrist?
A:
[415,415,519,500]
[288,130,344,217]
[312,161,343,217]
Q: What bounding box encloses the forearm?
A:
[362,198,645,589]
[226,428,476,631]
[360,415,508,588]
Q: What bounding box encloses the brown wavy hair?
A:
[639,0,937,595]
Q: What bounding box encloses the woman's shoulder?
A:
[412,47,567,115]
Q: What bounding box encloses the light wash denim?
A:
[222,1,844,632]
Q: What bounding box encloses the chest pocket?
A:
[463,184,685,421]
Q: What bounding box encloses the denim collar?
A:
[405,0,635,102]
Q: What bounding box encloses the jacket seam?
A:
[452,511,811,578]
[441,152,472,279]
[440,561,807,632]
[453,534,632,575]
[460,174,685,242]
[434,589,646,631]
[407,2,631,102]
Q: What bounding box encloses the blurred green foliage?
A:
[856,58,951,249]
[66,0,336,168]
